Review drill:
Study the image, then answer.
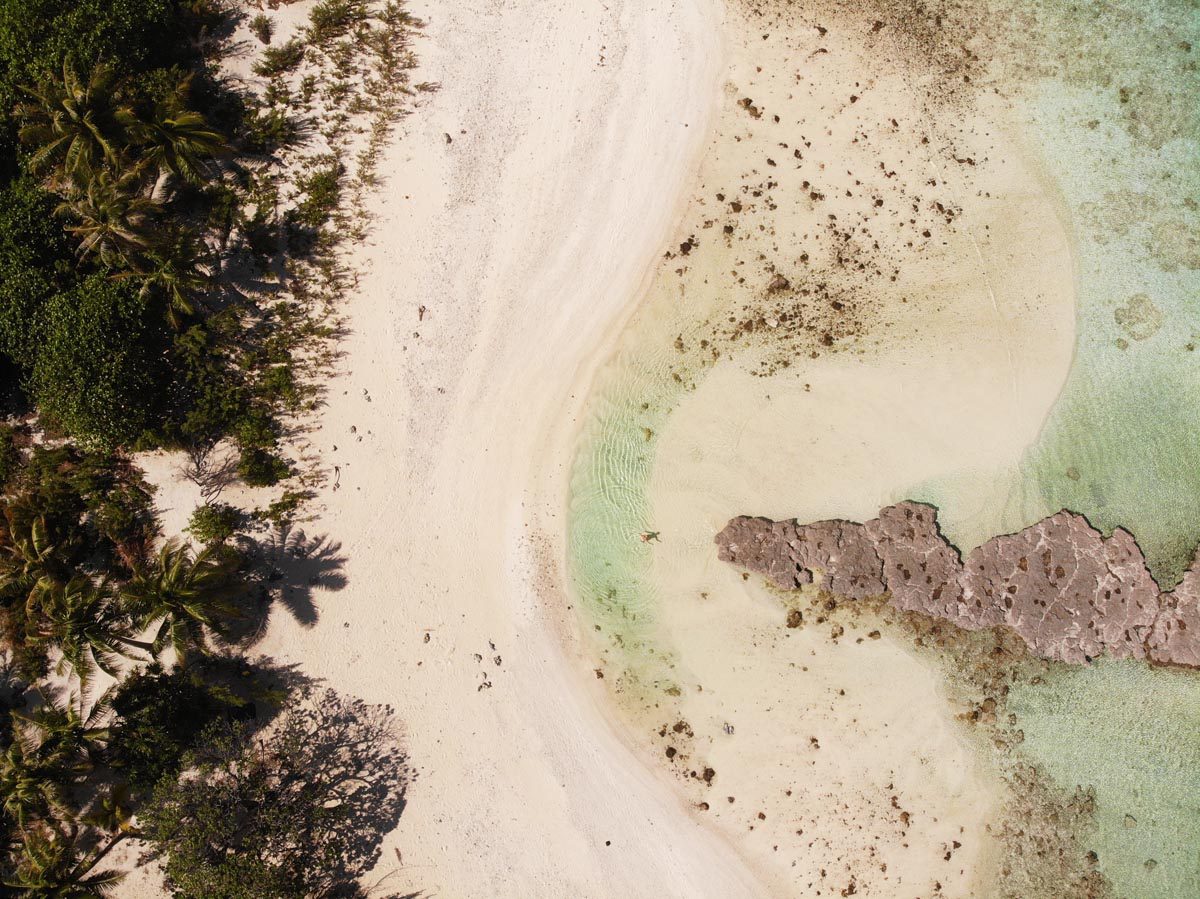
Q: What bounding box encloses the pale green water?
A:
[566,343,694,691]
[1009,662,1200,898]
[566,371,668,645]
[918,0,1200,585]
[926,6,1200,894]
[566,0,1200,894]
[1014,0,1200,586]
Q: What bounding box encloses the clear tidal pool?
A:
[566,0,1200,894]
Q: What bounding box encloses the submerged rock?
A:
[716,502,1200,668]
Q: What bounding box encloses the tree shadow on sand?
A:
[138,684,416,898]
[223,523,348,646]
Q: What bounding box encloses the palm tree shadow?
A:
[225,524,347,645]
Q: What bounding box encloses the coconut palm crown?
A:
[16,62,131,187]
[119,539,242,662]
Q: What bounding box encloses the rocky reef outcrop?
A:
[716,502,1200,667]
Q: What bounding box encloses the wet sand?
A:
[568,1,1077,893]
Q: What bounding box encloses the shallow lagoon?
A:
[567,0,1200,893]
[1009,662,1200,898]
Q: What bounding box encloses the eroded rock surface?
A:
[1149,546,1200,667]
[717,501,1200,667]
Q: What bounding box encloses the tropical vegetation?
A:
[0,0,423,891]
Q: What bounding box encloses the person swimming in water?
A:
[639,530,661,543]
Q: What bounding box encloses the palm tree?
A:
[83,784,138,842]
[4,824,124,897]
[0,503,74,608]
[56,161,160,269]
[16,61,131,188]
[0,742,71,827]
[115,226,211,329]
[119,540,243,663]
[131,76,228,187]
[12,688,114,775]
[31,578,151,691]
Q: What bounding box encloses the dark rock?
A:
[716,502,1200,668]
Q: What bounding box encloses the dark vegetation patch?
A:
[0,0,425,890]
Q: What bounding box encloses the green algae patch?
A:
[1008,661,1200,898]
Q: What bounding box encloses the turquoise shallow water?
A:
[567,0,1200,893]
[904,5,1200,895]
[566,343,691,690]
[926,5,1200,895]
[1015,7,1200,586]
[1008,662,1200,898]
[920,0,1200,584]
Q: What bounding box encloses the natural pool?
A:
[566,0,1200,894]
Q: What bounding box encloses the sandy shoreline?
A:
[130,0,773,895]
[564,0,1080,894]
[257,0,761,893]
[121,0,1086,894]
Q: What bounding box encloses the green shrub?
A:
[307,0,369,46]
[258,488,307,526]
[299,73,317,104]
[288,161,342,230]
[237,447,289,487]
[29,274,167,448]
[0,177,74,368]
[249,13,273,44]
[187,502,242,544]
[163,323,245,448]
[108,665,245,795]
[252,39,304,78]
[242,104,302,154]
[0,0,190,162]
[0,424,18,487]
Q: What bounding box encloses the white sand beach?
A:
[133,0,771,895]
[123,0,1082,895]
